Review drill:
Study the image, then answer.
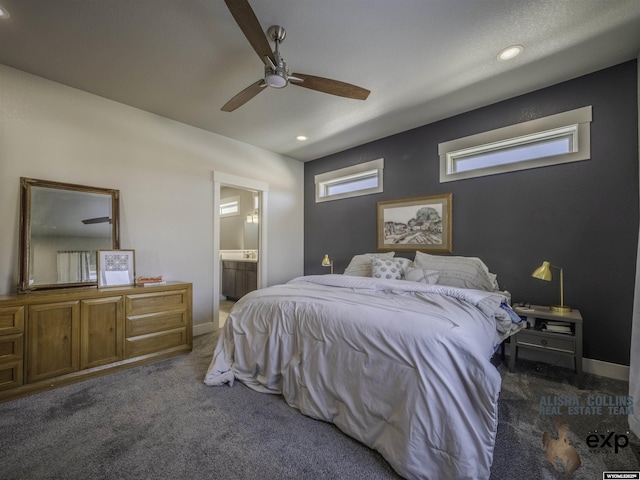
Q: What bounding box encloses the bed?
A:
[205,253,523,480]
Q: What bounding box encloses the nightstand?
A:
[508,304,583,389]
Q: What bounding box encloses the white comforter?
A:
[205,275,520,480]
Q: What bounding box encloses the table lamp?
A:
[531,261,571,313]
[321,254,333,274]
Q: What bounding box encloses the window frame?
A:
[438,106,592,182]
[315,158,384,203]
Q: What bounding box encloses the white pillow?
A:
[404,267,440,284]
[344,252,394,277]
[414,252,499,291]
[372,258,403,280]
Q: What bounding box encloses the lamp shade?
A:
[531,261,553,281]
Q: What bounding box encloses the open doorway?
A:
[219,186,259,324]
[213,172,269,329]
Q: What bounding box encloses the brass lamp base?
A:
[550,304,572,313]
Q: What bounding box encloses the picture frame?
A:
[97,249,135,287]
[377,194,452,253]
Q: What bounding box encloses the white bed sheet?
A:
[205,274,520,480]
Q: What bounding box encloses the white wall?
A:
[0,64,304,330]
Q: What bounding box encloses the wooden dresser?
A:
[0,281,192,402]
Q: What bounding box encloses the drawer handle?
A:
[541,339,548,346]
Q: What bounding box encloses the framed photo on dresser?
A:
[97,249,136,287]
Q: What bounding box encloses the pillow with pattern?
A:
[344,252,395,277]
[404,267,440,284]
[372,258,404,280]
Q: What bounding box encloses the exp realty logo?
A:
[586,430,632,454]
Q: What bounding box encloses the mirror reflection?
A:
[20,178,120,292]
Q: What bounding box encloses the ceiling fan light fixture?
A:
[497,45,524,61]
[265,73,287,88]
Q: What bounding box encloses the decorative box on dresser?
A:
[0,281,192,402]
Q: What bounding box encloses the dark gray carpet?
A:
[0,331,637,480]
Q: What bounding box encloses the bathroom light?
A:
[498,45,523,61]
[246,211,259,224]
[0,5,10,19]
[296,135,308,141]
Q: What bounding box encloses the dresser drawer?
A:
[125,328,188,358]
[126,289,189,316]
[126,310,188,337]
[0,360,23,391]
[0,306,25,335]
[0,333,24,363]
[516,330,575,353]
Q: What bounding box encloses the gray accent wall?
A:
[304,60,639,366]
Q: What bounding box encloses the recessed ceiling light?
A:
[296,135,308,141]
[0,5,10,19]
[497,45,523,61]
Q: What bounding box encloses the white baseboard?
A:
[504,344,629,382]
[193,321,217,337]
[582,357,629,382]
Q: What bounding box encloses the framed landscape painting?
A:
[377,194,452,253]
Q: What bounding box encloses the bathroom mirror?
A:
[19,178,120,292]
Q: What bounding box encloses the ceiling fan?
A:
[221,0,370,112]
[81,216,111,225]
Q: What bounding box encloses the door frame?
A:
[212,171,268,328]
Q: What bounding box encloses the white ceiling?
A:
[0,0,638,162]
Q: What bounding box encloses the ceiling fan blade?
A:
[82,216,111,225]
[224,0,276,66]
[221,79,266,112]
[290,73,370,100]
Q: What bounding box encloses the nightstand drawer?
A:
[516,331,575,353]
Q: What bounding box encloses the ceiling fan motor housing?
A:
[264,51,288,88]
[264,26,288,88]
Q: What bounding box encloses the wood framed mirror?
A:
[19,178,120,293]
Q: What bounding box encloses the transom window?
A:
[439,106,592,182]
[220,196,240,217]
[315,158,384,203]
